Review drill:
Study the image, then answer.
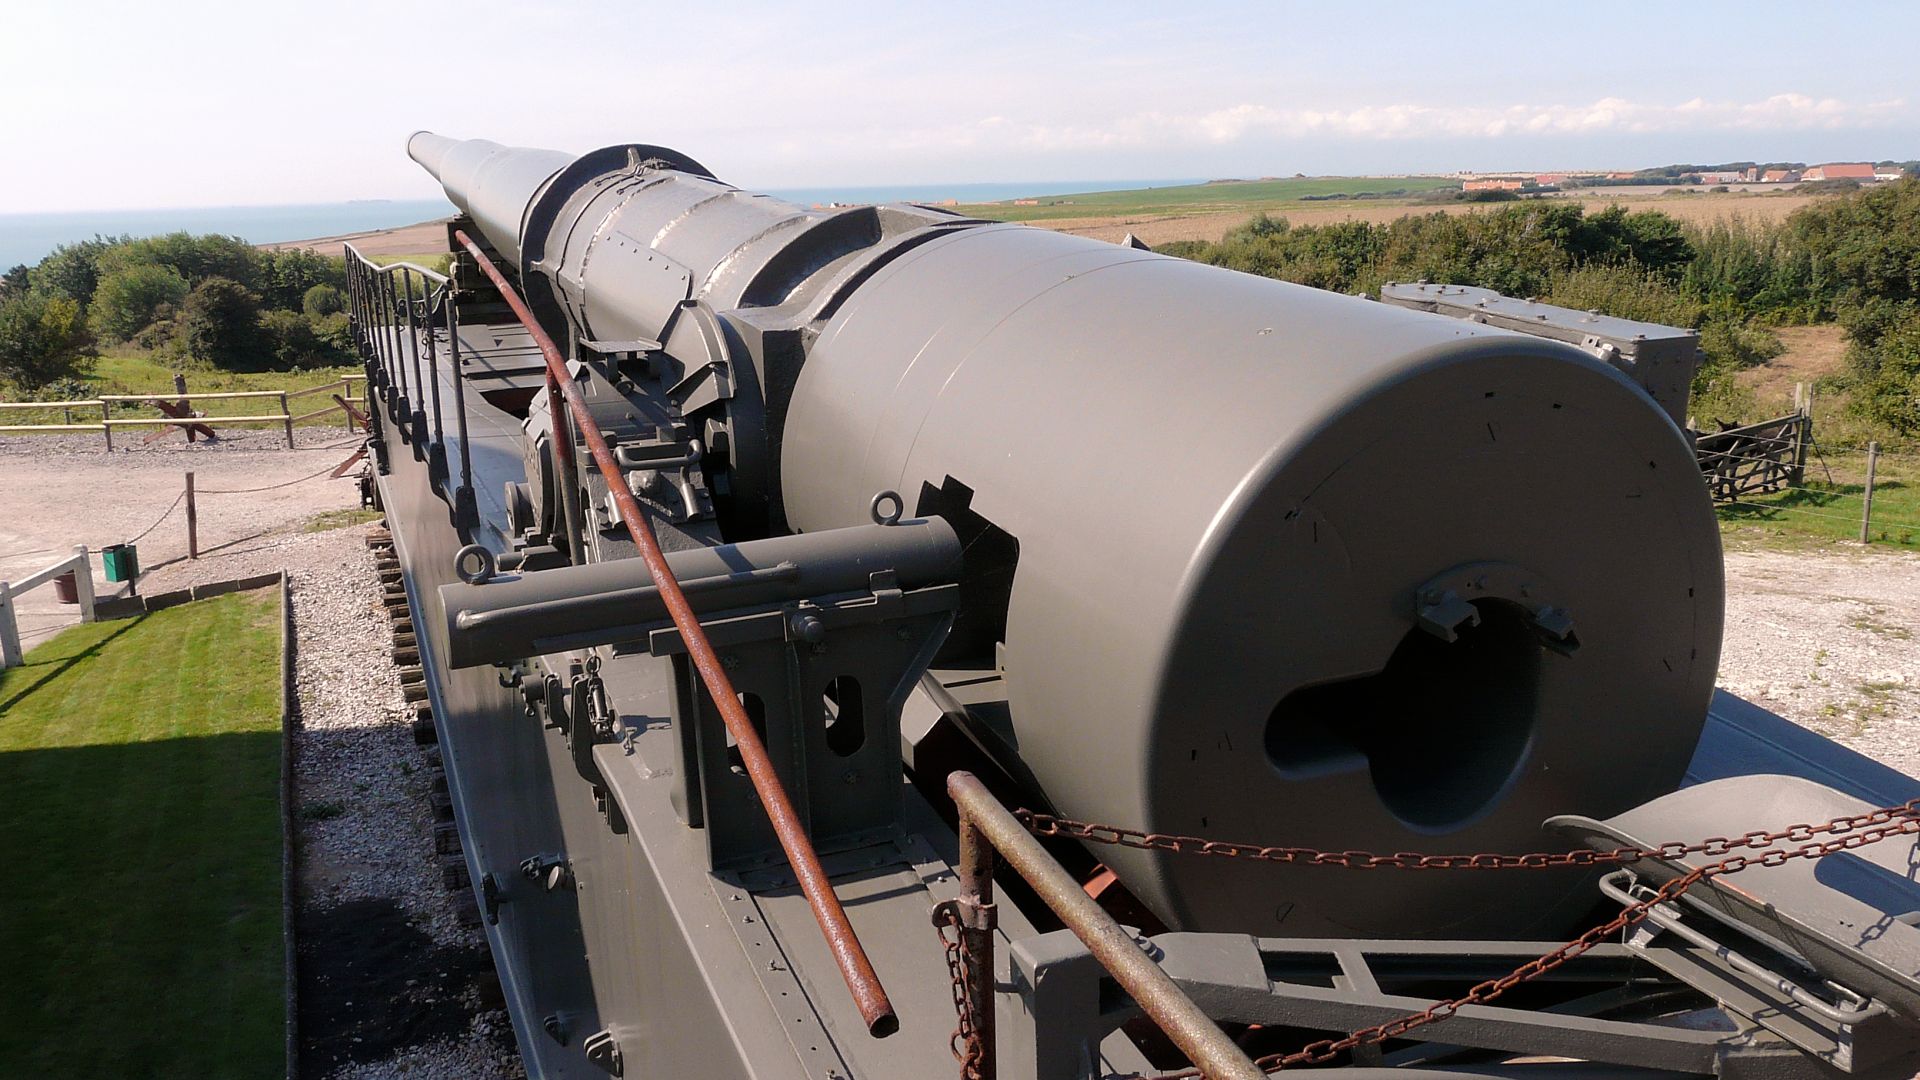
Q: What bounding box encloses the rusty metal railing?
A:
[448,229,899,1037]
[343,245,477,534]
[939,772,1262,1080]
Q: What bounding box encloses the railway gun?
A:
[342,131,1920,1079]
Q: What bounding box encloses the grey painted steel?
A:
[408,133,571,265]
[1378,281,1704,427]
[387,132,1920,1080]
[1555,775,1920,1022]
[410,131,969,535]
[439,519,962,668]
[782,221,1725,940]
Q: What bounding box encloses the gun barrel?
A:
[407,131,573,264]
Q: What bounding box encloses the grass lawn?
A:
[0,588,285,1078]
[954,174,1460,223]
[368,252,453,275]
[1718,447,1920,550]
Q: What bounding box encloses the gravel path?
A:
[1720,545,1920,776]
[277,523,522,1080]
[0,428,364,647]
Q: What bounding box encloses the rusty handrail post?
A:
[451,229,898,1038]
[946,772,1263,1080]
[955,795,999,1079]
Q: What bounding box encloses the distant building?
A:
[1762,168,1801,183]
[1875,165,1908,181]
[1604,171,1638,180]
[1696,171,1747,185]
[1534,173,1570,186]
[1462,177,1528,191]
[1012,198,1040,206]
[1803,163,1876,181]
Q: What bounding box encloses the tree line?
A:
[0,233,354,391]
[1157,179,1920,435]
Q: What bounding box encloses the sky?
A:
[1,0,1915,213]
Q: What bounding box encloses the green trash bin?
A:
[103,543,139,583]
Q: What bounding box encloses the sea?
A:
[1,178,1201,270]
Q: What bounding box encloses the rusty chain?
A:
[933,904,988,1080]
[939,797,1920,1078]
[1016,797,1920,872]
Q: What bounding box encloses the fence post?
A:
[1860,442,1880,545]
[101,399,113,452]
[0,584,20,670]
[186,472,199,559]
[175,372,193,443]
[71,545,95,623]
[280,391,294,449]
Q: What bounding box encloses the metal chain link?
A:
[939,798,1920,1078]
[933,904,987,1080]
[1016,797,1920,872]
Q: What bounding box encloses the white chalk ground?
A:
[0,428,365,647]
[1,436,1914,1076]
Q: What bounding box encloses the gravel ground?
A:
[1719,545,1920,776]
[0,428,364,647]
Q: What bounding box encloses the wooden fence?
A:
[1695,410,1811,503]
[0,374,366,450]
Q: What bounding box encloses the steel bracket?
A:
[583,1029,623,1075]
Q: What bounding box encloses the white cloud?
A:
[808,93,1912,156]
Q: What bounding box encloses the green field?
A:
[953,175,1460,222]
[1,350,360,430]
[1717,448,1920,550]
[0,589,286,1078]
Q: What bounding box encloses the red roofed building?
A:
[1803,163,1876,181]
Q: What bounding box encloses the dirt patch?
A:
[1737,324,1849,410]
[264,220,449,259]
[297,898,511,1075]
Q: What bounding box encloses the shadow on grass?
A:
[0,615,144,713]
[0,732,284,1079]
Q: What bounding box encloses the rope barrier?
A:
[122,492,186,546]
[198,464,340,495]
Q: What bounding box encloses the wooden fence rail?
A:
[0,374,366,451]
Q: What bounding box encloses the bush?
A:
[302,283,346,317]
[179,277,263,369]
[1836,301,1920,432]
[259,249,345,311]
[0,290,94,389]
[99,233,262,296]
[26,237,120,308]
[310,311,355,355]
[1545,265,1703,329]
[88,264,190,343]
